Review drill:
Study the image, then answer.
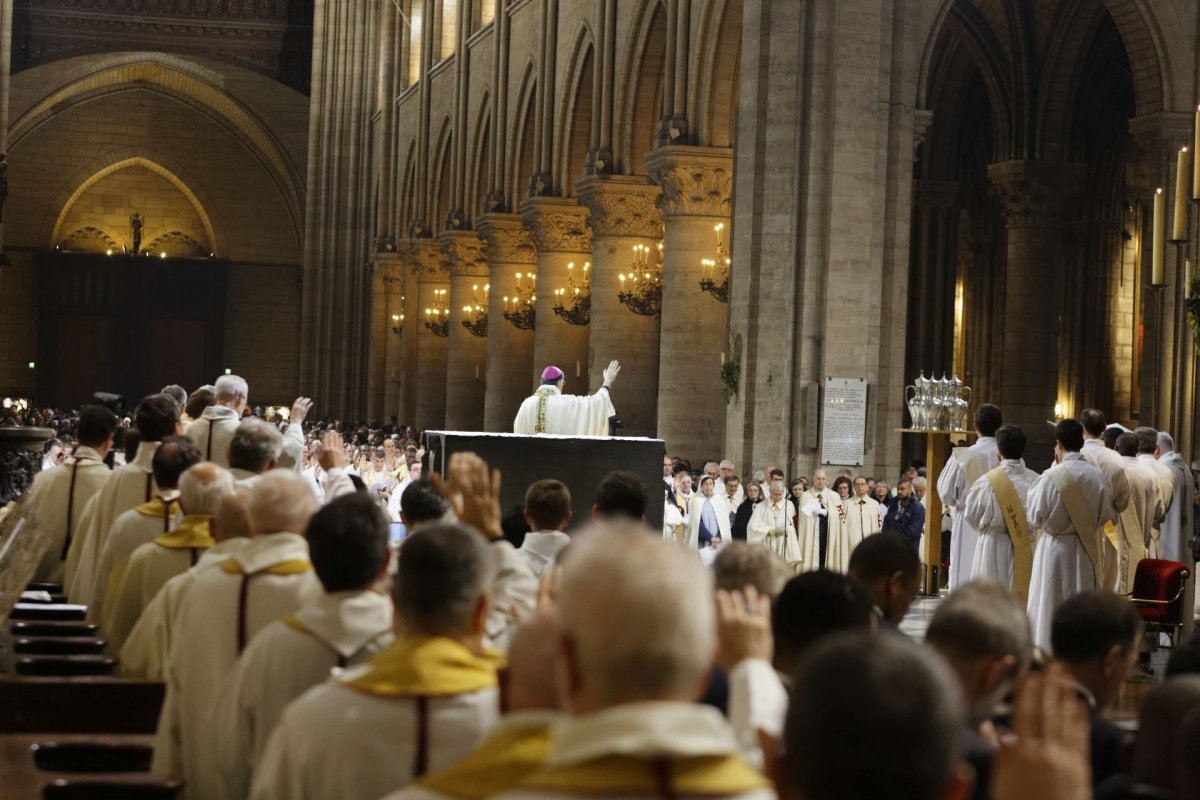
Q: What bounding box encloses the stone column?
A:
[576,175,663,437]
[394,241,425,426]
[0,0,12,262]
[441,231,490,430]
[647,146,733,461]
[367,252,403,423]
[988,160,1084,466]
[520,198,593,390]
[411,240,450,431]
[477,213,537,431]
[381,261,405,424]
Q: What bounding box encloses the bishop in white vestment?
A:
[513,362,619,436]
[1026,422,1115,652]
[938,406,1002,590]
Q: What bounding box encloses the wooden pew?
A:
[0,734,180,800]
[0,677,164,734]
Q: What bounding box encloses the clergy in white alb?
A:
[843,476,883,558]
[388,460,423,521]
[152,471,322,800]
[119,490,252,680]
[516,479,572,578]
[378,612,563,800]
[1079,410,1132,588]
[798,470,847,572]
[89,437,199,625]
[213,493,396,800]
[65,393,181,602]
[663,468,694,543]
[513,362,619,436]
[962,425,1039,595]
[1026,420,1116,652]
[1114,432,1159,594]
[105,463,232,656]
[748,483,804,568]
[494,525,772,800]
[27,405,117,583]
[1156,431,1196,634]
[687,476,732,551]
[1135,427,1175,557]
[183,373,247,467]
[248,523,502,800]
[938,404,1003,590]
[226,416,292,489]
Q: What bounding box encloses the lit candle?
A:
[1174,147,1190,241]
[1194,106,1200,200]
[1152,188,1165,285]
[575,360,580,377]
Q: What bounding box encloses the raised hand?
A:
[289,397,314,426]
[317,430,347,471]
[431,451,503,540]
[714,586,773,672]
[601,360,621,388]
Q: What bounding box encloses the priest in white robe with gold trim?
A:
[105,463,233,657]
[1026,419,1116,652]
[1115,432,1160,594]
[513,362,619,436]
[842,476,882,560]
[153,471,322,800]
[183,373,247,468]
[748,482,803,568]
[248,523,502,800]
[494,524,772,800]
[963,425,1039,593]
[65,394,181,602]
[214,493,396,800]
[799,470,847,572]
[1135,426,1175,557]
[27,405,117,583]
[938,403,1003,590]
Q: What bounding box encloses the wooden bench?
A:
[9,623,100,639]
[15,657,117,677]
[13,638,108,656]
[0,677,165,734]
[0,734,179,800]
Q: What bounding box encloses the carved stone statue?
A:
[130,212,143,254]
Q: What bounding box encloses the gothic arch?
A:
[691,0,741,147]
[616,0,669,175]
[47,151,220,253]
[9,54,305,240]
[554,25,595,196]
[509,61,538,207]
[467,95,492,223]
[429,118,455,233]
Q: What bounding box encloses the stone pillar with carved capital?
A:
[410,240,450,431]
[988,160,1085,465]
[367,253,404,423]
[477,214,537,431]
[521,198,593,391]
[576,175,663,437]
[441,231,490,430]
[647,146,733,461]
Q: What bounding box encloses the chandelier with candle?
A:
[699,222,730,303]
[618,242,663,317]
[390,311,405,336]
[503,271,536,331]
[553,261,591,326]
[461,283,489,337]
[424,288,449,337]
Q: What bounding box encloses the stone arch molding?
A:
[48,151,220,254]
[8,52,304,245]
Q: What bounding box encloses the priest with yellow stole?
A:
[513,361,620,436]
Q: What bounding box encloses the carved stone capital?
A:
[1129,112,1195,160]
[987,160,1086,227]
[646,146,734,218]
[912,109,935,159]
[400,238,448,280]
[440,230,490,278]
[519,197,592,253]
[476,213,536,265]
[375,252,405,289]
[575,175,664,239]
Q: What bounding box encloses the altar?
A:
[422,431,666,531]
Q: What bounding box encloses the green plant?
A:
[720,357,740,404]
[1187,277,1200,349]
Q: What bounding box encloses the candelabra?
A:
[424,288,450,337]
[553,261,591,326]
[618,242,663,317]
[461,283,489,337]
[503,272,537,331]
[390,312,405,336]
[699,222,730,303]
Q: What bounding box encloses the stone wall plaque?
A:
[821,377,867,466]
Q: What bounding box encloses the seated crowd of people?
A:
[10,377,1200,800]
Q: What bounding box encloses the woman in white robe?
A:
[687,476,732,551]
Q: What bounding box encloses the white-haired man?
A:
[184,374,249,467]
[249,523,501,800]
[749,481,802,569]
[104,462,235,656]
[1157,430,1195,633]
[153,470,322,799]
[798,470,847,572]
[495,525,771,800]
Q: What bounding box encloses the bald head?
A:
[178,463,234,517]
[1134,676,1200,792]
[245,470,317,536]
[505,612,562,712]
[557,522,714,711]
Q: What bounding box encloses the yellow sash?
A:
[218,558,313,576]
[153,516,213,550]
[519,753,771,796]
[417,722,553,799]
[1047,467,1102,583]
[341,636,503,698]
[984,467,1034,603]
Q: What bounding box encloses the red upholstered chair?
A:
[1128,559,1191,646]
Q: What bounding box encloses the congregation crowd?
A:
[12,374,1200,800]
